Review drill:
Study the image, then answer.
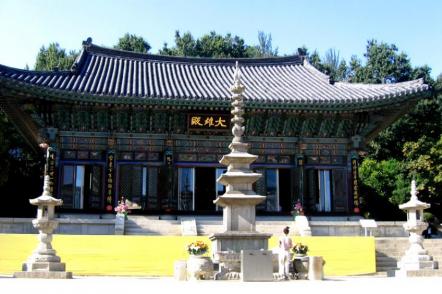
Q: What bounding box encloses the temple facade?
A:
[0,38,430,216]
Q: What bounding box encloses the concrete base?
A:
[210,231,271,257]
[395,269,442,277]
[241,250,273,281]
[398,255,438,271]
[23,261,66,272]
[210,231,271,280]
[173,260,187,281]
[13,271,72,279]
[294,216,312,236]
[308,256,325,280]
[115,214,125,235]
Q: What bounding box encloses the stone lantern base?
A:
[210,231,271,280]
[13,270,72,279]
[397,253,438,273]
[210,231,271,255]
[14,256,72,279]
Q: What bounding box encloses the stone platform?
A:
[395,269,442,277]
[13,271,72,279]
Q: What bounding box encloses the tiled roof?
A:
[0,40,430,110]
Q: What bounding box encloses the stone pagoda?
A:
[209,62,271,278]
[397,180,438,276]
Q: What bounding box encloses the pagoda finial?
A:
[230,62,245,146]
[410,179,418,201]
[42,175,52,197]
[231,61,244,94]
[234,61,240,82]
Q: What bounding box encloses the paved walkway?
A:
[1,275,442,294]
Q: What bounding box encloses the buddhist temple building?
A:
[0,38,430,216]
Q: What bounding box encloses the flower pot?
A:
[116,213,127,220]
[187,255,213,280]
[293,256,309,279]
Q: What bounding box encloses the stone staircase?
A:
[375,238,442,273]
[124,215,407,237]
[124,216,182,235]
[124,216,298,236]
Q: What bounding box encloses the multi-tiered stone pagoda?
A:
[209,63,271,277]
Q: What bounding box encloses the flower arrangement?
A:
[114,197,130,218]
[292,242,308,255]
[292,199,304,216]
[187,240,209,255]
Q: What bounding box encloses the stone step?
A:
[375,238,442,273]
[396,269,442,277]
[125,229,181,235]
[376,260,398,266]
[377,266,398,272]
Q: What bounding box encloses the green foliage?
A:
[349,40,413,84]
[0,112,41,176]
[34,43,78,71]
[403,135,442,202]
[160,30,269,58]
[308,50,323,70]
[0,111,42,217]
[246,31,278,57]
[0,114,11,185]
[114,33,151,53]
[358,158,408,220]
[368,97,441,160]
[359,158,409,205]
[423,212,435,223]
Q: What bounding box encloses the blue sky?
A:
[0,0,441,78]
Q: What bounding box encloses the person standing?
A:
[279,226,293,279]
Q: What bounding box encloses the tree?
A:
[0,114,11,186]
[160,31,196,56]
[3,41,79,215]
[114,33,151,53]
[196,31,249,58]
[349,40,413,84]
[359,158,409,206]
[0,111,43,217]
[322,49,349,82]
[34,43,78,71]
[308,50,323,71]
[246,31,278,57]
[345,41,441,218]
[160,30,257,58]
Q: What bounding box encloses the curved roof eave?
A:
[0,75,431,112]
[0,40,431,109]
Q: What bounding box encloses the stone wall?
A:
[1,216,438,237]
[0,217,115,235]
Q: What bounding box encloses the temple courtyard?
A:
[1,275,441,294]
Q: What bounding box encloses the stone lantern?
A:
[14,175,72,278]
[397,180,437,274]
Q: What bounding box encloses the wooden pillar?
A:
[46,147,57,195]
[296,155,305,206]
[105,150,115,211]
[350,153,360,214]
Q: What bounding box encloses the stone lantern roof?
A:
[399,180,430,210]
[29,175,63,206]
